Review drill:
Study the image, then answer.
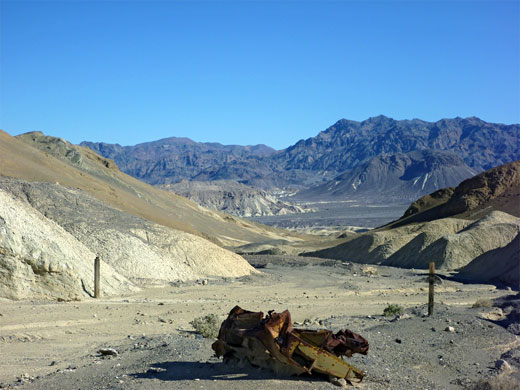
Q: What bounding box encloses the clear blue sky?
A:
[1,0,518,150]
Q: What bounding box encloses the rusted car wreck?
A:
[212,306,369,384]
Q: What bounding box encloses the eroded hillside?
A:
[1,130,307,247]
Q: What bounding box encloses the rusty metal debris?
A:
[212,306,369,383]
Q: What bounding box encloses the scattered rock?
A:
[328,375,347,387]
[362,266,378,276]
[391,314,411,322]
[445,326,455,333]
[480,308,505,321]
[495,359,512,372]
[98,348,118,356]
[17,373,35,383]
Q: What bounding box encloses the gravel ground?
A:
[1,257,518,390]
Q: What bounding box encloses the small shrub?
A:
[189,314,220,338]
[383,304,404,317]
[472,298,493,308]
[472,374,519,390]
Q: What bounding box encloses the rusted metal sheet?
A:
[212,306,368,383]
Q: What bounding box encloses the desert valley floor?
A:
[1,256,518,390]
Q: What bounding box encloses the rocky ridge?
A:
[81,136,275,185]
[391,160,520,228]
[306,211,519,274]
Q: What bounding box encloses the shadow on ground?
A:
[131,361,318,383]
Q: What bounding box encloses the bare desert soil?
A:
[0,256,518,390]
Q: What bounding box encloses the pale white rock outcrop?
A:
[0,190,137,300]
[0,179,258,300]
[77,224,258,283]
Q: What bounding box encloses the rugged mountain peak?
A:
[363,114,394,124]
[81,136,276,185]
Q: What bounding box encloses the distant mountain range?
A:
[81,137,276,185]
[82,116,519,200]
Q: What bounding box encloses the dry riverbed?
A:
[0,256,518,390]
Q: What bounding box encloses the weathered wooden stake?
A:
[94,256,101,299]
[428,261,435,316]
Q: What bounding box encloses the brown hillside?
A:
[387,161,520,229]
[0,130,305,246]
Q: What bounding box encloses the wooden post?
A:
[94,256,101,299]
[428,262,435,316]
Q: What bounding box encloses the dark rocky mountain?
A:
[82,116,519,191]
[81,137,276,185]
[274,116,518,175]
[295,150,476,203]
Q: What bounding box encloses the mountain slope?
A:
[388,160,520,228]
[306,210,519,274]
[1,130,304,247]
[296,150,476,202]
[456,234,519,287]
[0,188,138,300]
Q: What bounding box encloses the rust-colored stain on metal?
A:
[212,306,368,383]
